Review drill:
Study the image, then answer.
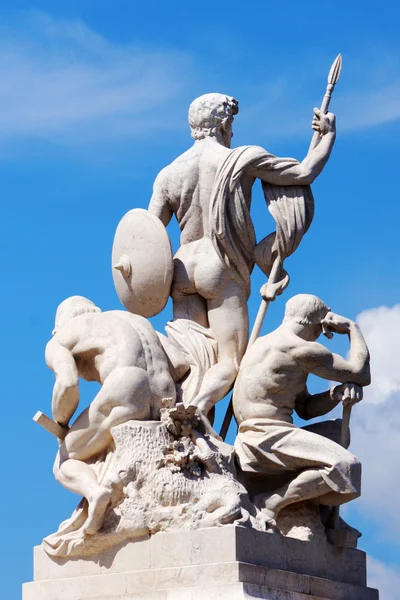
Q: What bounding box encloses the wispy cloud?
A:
[336,84,400,131]
[0,14,397,150]
[0,12,191,145]
[237,52,400,140]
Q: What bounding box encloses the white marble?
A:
[33,526,368,587]
[45,297,176,541]
[112,208,173,318]
[148,93,336,415]
[30,57,379,599]
[43,298,247,557]
[42,411,248,558]
[23,570,379,600]
[25,527,379,600]
[234,294,370,536]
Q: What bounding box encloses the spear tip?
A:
[328,53,343,86]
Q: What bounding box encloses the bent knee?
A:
[217,343,245,369]
[333,451,361,483]
[53,449,74,479]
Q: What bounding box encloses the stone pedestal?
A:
[23,526,379,600]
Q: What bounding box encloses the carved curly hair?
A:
[188,93,238,140]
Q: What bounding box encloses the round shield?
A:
[112,208,173,317]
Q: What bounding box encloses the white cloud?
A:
[367,556,400,600]
[350,305,400,537]
[357,305,400,404]
[0,12,191,145]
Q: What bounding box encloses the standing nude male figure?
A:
[46,296,178,534]
[149,94,337,417]
[233,294,371,526]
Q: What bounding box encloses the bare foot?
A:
[253,492,279,528]
[259,506,278,529]
[84,487,111,536]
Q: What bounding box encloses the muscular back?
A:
[150,139,233,243]
[47,311,171,387]
[233,328,309,424]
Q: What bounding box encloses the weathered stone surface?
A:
[43,418,250,558]
[34,526,368,587]
[23,568,380,600]
[25,528,379,600]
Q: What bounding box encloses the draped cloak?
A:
[209,145,315,297]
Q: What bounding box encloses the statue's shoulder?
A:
[222,145,276,171]
[234,144,271,154]
[291,338,329,365]
[153,146,197,190]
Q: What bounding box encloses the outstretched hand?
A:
[312,108,336,137]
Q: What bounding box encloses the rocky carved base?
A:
[43,405,252,558]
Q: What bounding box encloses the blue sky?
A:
[2,1,400,598]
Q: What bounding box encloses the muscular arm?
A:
[45,338,79,427]
[295,386,339,421]
[248,112,336,186]
[293,321,371,387]
[148,169,173,226]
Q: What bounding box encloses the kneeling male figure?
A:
[233,294,370,526]
[46,296,178,534]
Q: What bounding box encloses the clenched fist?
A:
[312,108,336,136]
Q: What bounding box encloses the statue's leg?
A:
[254,430,361,525]
[55,366,153,534]
[62,366,152,462]
[255,469,332,526]
[53,453,111,535]
[172,290,209,328]
[191,280,249,415]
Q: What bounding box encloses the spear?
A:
[309,53,342,152]
[325,402,361,547]
[248,55,343,348]
[219,54,343,441]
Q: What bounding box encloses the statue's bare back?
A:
[152,138,251,300]
[233,329,309,424]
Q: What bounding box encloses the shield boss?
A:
[112,208,173,317]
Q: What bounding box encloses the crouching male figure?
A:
[233,294,371,527]
[46,296,179,535]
